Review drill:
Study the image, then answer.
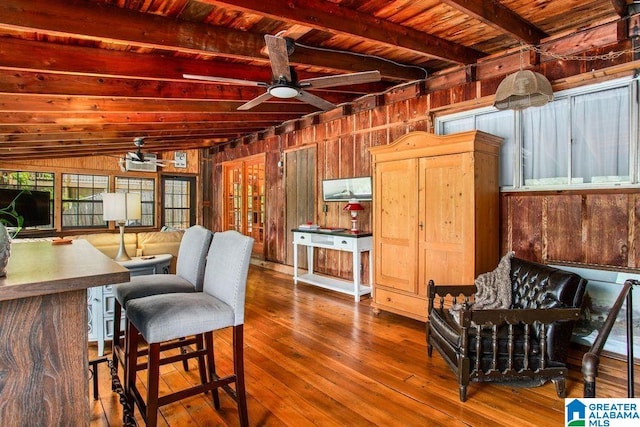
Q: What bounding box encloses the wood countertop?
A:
[0,239,130,302]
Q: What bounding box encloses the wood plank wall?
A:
[209,38,640,281]
[501,190,640,269]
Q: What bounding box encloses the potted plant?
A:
[0,190,25,277]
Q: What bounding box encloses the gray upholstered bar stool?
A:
[123,230,254,426]
[111,224,213,375]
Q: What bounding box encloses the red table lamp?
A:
[343,199,364,232]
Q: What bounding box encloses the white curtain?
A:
[522,98,570,184]
[442,110,516,187]
[571,87,629,182]
[438,81,633,188]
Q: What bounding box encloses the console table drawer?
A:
[293,232,355,251]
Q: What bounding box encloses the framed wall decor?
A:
[322,177,372,202]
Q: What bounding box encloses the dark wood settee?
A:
[427,257,588,401]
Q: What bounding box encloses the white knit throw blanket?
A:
[449,251,514,322]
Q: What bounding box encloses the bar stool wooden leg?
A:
[195,334,208,388]
[233,325,249,427]
[112,300,123,376]
[204,331,221,409]
[146,342,161,427]
[124,319,140,422]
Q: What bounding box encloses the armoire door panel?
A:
[374,158,418,291]
[419,153,476,285]
[377,241,416,292]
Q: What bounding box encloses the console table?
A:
[0,239,129,426]
[89,253,172,355]
[292,229,373,301]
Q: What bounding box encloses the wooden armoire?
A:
[368,131,502,321]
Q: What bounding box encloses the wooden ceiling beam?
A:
[0,69,358,105]
[0,111,302,125]
[0,0,421,80]
[205,0,483,64]
[0,141,220,160]
[0,94,319,114]
[440,0,547,45]
[0,38,389,94]
[0,121,276,135]
[0,128,268,144]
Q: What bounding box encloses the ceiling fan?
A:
[183,34,381,111]
[117,137,174,171]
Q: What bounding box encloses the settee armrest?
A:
[427,280,476,312]
[468,307,581,327]
[427,280,476,299]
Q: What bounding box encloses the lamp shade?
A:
[126,193,142,220]
[103,192,126,221]
[103,192,141,221]
[343,199,364,212]
[493,70,553,111]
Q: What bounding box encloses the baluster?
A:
[475,325,482,374]
[539,323,547,370]
[491,325,498,372]
[507,324,514,372]
[523,324,530,371]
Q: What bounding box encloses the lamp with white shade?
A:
[103,192,141,261]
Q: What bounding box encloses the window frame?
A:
[161,175,196,229]
[435,77,639,191]
[61,173,110,229]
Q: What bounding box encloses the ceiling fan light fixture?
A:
[494,70,553,111]
[269,85,300,98]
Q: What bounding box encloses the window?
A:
[62,174,109,228]
[436,78,638,189]
[0,170,55,227]
[115,176,155,226]
[162,176,195,229]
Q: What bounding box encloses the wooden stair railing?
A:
[582,279,638,398]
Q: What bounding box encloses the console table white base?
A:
[292,230,373,301]
[295,273,372,298]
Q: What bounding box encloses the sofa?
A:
[64,230,184,273]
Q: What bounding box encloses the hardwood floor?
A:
[89,265,637,426]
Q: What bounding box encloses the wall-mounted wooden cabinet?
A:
[369,131,502,321]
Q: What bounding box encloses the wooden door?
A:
[373,158,419,292]
[222,155,265,255]
[245,157,265,254]
[284,147,316,267]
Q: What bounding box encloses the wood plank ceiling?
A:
[0,0,629,161]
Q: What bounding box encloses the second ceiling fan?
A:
[184,34,381,111]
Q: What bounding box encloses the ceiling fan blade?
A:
[237,91,274,110]
[183,74,263,87]
[300,71,381,89]
[127,151,142,161]
[264,35,292,82]
[296,90,337,111]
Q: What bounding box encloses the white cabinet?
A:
[292,230,373,301]
[88,254,172,355]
